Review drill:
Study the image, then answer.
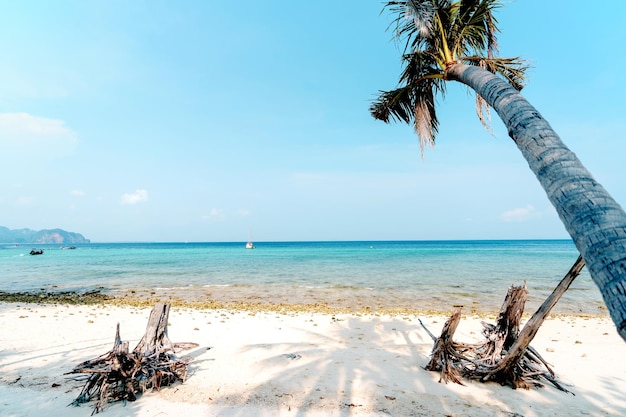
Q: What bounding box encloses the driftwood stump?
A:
[425,255,585,392]
[67,303,198,414]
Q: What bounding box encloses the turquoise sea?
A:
[0,240,606,316]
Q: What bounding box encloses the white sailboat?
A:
[246,229,255,249]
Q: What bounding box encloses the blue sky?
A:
[1,0,625,243]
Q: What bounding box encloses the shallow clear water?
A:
[0,240,605,315]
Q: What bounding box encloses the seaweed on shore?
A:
[0,287,603,319]
[0,290,113,305]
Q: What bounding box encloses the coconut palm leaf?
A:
[370,86,415,124]
[372,0,526,150]
[464,56,528,90]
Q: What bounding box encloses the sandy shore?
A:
[1,302,625,417]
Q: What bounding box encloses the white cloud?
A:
[0,112,78,157]
[121,189,148,205]
[70,190,86,197]
[236,209,251,217]
[500,205,540,222]
[201,208,224,222]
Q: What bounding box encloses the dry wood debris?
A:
[424,255,585,392]
[66,303,198,414]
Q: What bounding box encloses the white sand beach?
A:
[1,302,625,417]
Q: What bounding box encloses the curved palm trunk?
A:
[446,63,626,342]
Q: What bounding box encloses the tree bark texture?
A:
[447,63,626,342]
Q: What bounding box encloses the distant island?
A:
[0,226,90,244]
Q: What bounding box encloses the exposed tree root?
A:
[425,255,585,392]
[66,303,198,414]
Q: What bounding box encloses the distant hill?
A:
[0,226,90,244]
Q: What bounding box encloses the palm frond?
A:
[484,7,499,58]
[464,56,528,90]
[475,93,493,135]
[405,0,436,37]
[370,86,416,124]
[384,1,438,53]
[399,50,442,85]
[451,0,501,58]
[370,77,443,156]
[414,87,438,156]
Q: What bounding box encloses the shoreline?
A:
[0,288,610,318]
[2,239,604,317]
[1,302,625,416]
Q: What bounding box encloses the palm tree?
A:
[371,0,626,342]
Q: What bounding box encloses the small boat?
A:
[29,249,44,255]
[246,228,255,249]
[60,246,77,250]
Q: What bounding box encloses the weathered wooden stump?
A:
[67,303,198,414]
[425,255,585,392]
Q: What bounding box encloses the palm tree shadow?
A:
[219,314,618,416]
[225,315,444,416]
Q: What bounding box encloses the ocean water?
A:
[0,240,606,315]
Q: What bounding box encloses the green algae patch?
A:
[0,290,609,319]
[0,290,113,305]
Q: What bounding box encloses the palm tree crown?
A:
[371,0,526,154]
